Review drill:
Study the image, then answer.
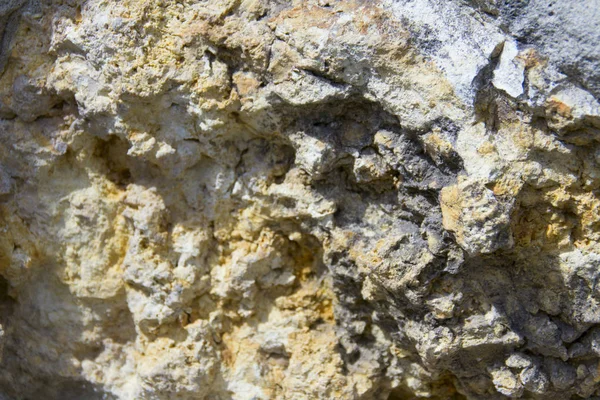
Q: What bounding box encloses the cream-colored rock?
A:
[0,0,598,399]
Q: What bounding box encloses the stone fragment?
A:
[490,366,524,397]
[492,39,525,98]
[440,177,513,255]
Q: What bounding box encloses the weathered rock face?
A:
[0,0,599,398]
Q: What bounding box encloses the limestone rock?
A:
[0,0,598,399]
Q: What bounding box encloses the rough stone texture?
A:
[0,0,599,399]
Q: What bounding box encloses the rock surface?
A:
[0,0,599,399]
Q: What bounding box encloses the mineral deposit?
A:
[0,0,599,399]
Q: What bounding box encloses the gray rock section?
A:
[477,0,600,99]
[0,0,27,76]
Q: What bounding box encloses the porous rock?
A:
[0,0,599,399]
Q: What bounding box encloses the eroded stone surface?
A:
[0,0,599,399]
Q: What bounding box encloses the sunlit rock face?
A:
[0,0,599,399]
